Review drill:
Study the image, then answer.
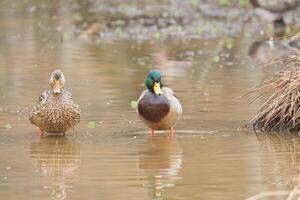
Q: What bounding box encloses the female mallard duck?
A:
[29,70,81,136]
[250,0,298,37]
[137,70,182,138]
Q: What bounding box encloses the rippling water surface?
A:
[0,1,299,200]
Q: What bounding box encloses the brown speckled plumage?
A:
[250,0,298,37]
[250,0,298,12]
[29,71,80,134]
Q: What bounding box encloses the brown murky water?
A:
[0,1,299,200]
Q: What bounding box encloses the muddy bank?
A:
[73,0,300,42]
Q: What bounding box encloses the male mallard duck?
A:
[137,70,182,138]
[29,70,80,136]
[250,0,298,37]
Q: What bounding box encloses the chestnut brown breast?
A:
[138,91,170,123]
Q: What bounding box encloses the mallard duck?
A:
[250,0,298,37]
[137,70,182,138]
[29,70,81,136]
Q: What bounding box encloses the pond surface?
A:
[0,1,299,200]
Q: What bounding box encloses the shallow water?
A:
[0,1,299,200]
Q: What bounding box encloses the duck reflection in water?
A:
[30,136,80,200]
[138,137,182,199]
[248,39,293,65]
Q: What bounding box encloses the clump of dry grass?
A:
[249,54,300,132]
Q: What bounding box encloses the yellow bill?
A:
[153,82,163,95]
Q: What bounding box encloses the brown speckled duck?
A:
[137,70,182,138]
[250,0,298,37]
[29,70,80,136]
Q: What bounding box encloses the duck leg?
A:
[39,128,45,137]
[169,127,174,140]
[150,128,155,138]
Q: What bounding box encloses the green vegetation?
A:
[88,121,95,129]
[130,100,138,109]
[4,123,12,129]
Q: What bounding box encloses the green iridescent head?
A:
[146,70,163,95]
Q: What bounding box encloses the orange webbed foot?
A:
[150,128,155,138]
[39,128,45,137]
[169,127,174,141]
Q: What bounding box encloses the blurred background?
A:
[0,0,300,199]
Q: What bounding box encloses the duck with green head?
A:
[29,70,81,136]
[137,70,182,138]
